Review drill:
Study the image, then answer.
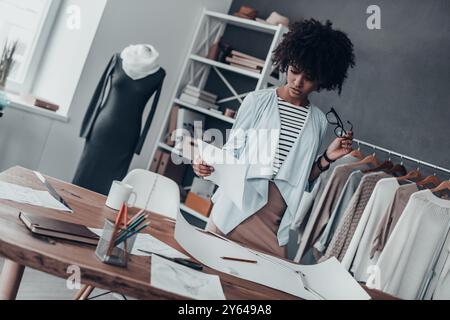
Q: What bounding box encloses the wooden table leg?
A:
[73,284,88,300]
[0,259,25,300]
[79,285,94,300]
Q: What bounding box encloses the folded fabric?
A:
[120,44,161,80]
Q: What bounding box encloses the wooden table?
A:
[0,166,393,300]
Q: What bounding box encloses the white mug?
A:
[105,180,137,210]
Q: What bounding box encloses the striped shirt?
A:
[273,97,309,178]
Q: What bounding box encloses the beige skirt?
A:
[206,181,288,259]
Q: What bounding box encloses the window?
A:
[0,0,60,93]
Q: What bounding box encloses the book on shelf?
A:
[208,109,224,116]
[149,149,163,172]
[185,85,218,101]
[230,50,265,64]
[179,135,199,162]
[166,105,179,146]
[183,88,217,104]
[174,109,205,158]
[157,151,187,185]
[179,93,219,110]
[229,63,261,74]
[225,56,264,69]
[176,108,206,135]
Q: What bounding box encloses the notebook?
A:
[19,212,100,245]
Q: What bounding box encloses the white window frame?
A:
[3,0,61,94]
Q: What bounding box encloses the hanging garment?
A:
[206,181,288,259]
[294,155,361,263]
[310,154,361,209]
[375,190,450,300]
[313,170,366,256]
[296,160,374,262]
[74,54,166,195]
[320,172,390,263]
[424,230,450,300]
[370,183,420,258]
[343,177,401,280]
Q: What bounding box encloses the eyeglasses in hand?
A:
[326,107,354,137]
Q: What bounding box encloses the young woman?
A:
[193,19,356,259]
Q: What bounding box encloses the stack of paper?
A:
[179,85,219,110]
[0,181,72,212]
[151,254,225,300]
[197,140,247,210]
[174,209,371,300]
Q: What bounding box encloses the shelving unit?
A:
[190,54,262,79]
[174,98,235,124]
[148,9,288,223]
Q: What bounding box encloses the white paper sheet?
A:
[246,250,371,300]
[0,181,72,212]
[174,210,370,300]
[150,254,225,300]
[175,210,317,299]
[89,228,189,259]
[197,139,247,210]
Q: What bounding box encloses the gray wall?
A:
[229,0,450,174]
[39,0,231,181]
[0,0,232,182]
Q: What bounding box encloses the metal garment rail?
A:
[353,138,450,175]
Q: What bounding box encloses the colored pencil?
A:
[221,256,258,264]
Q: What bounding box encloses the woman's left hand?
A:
[325,131,354,161]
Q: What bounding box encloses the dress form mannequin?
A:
[73,45,166,195]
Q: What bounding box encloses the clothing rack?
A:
[353,138,450,175]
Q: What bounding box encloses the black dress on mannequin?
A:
[73,53,166,195]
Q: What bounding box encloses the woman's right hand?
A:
[192,157,215,177]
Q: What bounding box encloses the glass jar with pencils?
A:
[95,218,137,267]
[95,203,150,267]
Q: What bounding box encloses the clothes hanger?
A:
[353,146,380,167]
[386,162,408,177]
[349,141,364,160]
[362,151,394,173]
[397,162,423,182]
[383,155,407,177]
[430,180,450,193]
[430,180,450,199]
[416,168,441,188]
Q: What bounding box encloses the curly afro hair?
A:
[272,19,355,95]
